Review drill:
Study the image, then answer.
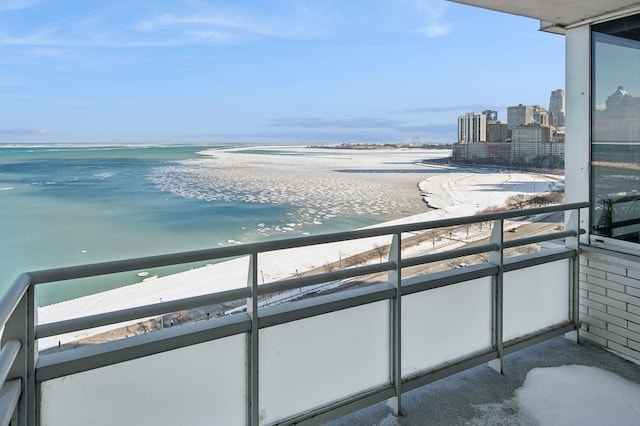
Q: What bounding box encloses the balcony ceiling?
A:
[449,0,640,32]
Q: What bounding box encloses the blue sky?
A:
[0,0,565,144]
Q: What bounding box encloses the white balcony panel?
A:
[401,278,493,376]
[504,260,570,341]
[259,301,389,424]
[40,334,247,426]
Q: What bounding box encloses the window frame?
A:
[589,16,640,255]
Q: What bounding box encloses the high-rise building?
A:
[507,104,534,129]
[486,121,509,142]
[507,104,549,129]
[549,89,566,127]
[512,123,552,161]
[533,106,549,126]
[593,86,640,142]
[482,110,498,121]
[457,112,487,143]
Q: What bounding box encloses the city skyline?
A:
[0,0,565,144]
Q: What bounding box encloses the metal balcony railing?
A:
[0,202,587,426]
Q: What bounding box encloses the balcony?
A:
[3,201,636,425]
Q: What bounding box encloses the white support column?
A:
[565,24,591,244]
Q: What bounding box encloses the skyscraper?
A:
[549,89,566,127]
[457,112,487,143]
[507,104,549,129]
[507,104,534,129]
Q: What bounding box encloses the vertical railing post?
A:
[247,253,260,426]
[386,233,403,416]
[25,284,36,426]
[565,208,581,342]
[1,274,35,426]
[1,296,26,426]
[27,282,36,426]
[488,219,504,374]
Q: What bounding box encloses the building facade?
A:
[549,88,566,128]
[507,104,549,129]
[452,141,512,162]
[486,121,509,142]
[511,123,552,161]
[457,112,487,143]
[507,104,533,129]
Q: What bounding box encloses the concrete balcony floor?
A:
[329,337,640,425]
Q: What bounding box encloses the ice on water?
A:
[148,148,426,237]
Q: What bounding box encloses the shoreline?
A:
[36,148,564,350]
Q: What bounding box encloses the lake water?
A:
[0,144,431,304]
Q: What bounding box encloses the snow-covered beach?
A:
[38,145,564,349]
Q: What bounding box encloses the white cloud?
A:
[130,5,331,41]
[418,21,451,38]
[0,2,336,50]
[0,128,47,135]
[403,0,452,38]
[0,76,18,86]
[0,0,39,13]
[183,29,230,42]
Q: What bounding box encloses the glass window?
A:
[591,17,640,244]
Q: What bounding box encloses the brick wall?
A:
[579,247,640,361]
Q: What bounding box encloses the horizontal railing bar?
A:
[383,201,587,234]
[258,283,395,329]
[503,247,577,273]
[25,203,588,285]
[503,229,577,249]
[36,286,251,339]
[23,202,588,425]
[285,385,397,426]
[503,322,576,356]
[26,252,250,285]
[36,313,252,382]
[0,379,21,426]
[35,248,573,348]
[402,264,498,296]
[0,340,21,388]
[402,348,498,393]
[258,262,396,296]
[401,243,499,268]
[0,274,29,331]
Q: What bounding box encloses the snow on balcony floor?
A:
[328,337,640,426]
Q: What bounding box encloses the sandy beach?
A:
[38,146,564,350]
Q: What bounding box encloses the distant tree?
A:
[530,194,550,206]
[476,205,505,230]
[547,191,564,203]
[530,191,564,206]
[170,310,189,325]
[477,205,506,214]
[505,194,530,210]
[373,243,388,263]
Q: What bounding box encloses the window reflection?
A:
[592,21,640,244]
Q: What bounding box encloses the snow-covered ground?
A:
[514,365,640,425]
[38,146,564,349]
[350,361,640,426]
